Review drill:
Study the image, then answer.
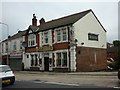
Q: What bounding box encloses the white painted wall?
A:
[73,11,106,49]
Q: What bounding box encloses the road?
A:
[2,80,102,88]
[2,71,120,89]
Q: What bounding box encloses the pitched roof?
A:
[38,9,91,31]
[2,30,27,42]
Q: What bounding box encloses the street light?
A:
[0,22,9,65]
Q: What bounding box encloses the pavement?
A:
[15,70,118,76]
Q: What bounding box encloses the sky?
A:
[0,0,119,43]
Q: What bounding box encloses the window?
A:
[13,41,16,51]
[2,43,4,53]
[57,30,61,42]
[28,34,36,47]
[39,58,42,65]
[31,54,39,66]
[62,52,67,67]
[44,32,48,44]
[35,55,38,66]
[56,28,67,42]
[31,55,34,66]
[56,53,61,67]
[62,28,67,41]
[20,40,22,49]
[5,42,8,52]
[56,52,67,67]
[49,58,52,66]
[88,33,98,41]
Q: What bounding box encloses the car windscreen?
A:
[0,66,11,72]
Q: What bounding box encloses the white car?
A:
[0,65,15,85]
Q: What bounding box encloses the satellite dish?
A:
[22,41,27,48]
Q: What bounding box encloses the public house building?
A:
[23,9,107,72]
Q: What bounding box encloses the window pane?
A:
[31,55,34,66]
[56,53,61,67]
[44,33,48,43]
[62,52,67,67]
[88,33,98,41]
[35,55,38,66]
[57,30,61,42]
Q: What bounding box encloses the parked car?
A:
[118,69,120,80]
[0,65,15,85]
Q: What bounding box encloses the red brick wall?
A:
[76,47,107,72]
[30,67,40,71]
[53,42,70,50]
[36,34,39,47]
[52,31,54,43]
[53,68,68,72]
[26,47,36,52]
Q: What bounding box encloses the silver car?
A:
[0,65,15,85]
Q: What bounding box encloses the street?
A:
[2,71,120,89]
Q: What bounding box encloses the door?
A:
[44,57,49,71]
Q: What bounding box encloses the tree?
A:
[113,40,120,69]
[113,40,120,47]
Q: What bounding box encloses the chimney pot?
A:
[39,18,45,24]
[32,14,37,26]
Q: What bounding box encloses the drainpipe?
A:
[67,26,71,72]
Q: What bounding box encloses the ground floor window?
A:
[30,54,39,66]
[56,52,67,67]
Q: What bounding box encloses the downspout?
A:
[67,26,71,72]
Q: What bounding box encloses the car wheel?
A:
[10,77,15,85]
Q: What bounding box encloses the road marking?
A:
[33,81,79,86]
[45,82,80,86]
[114,87,120,89]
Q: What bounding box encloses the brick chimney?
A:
[32,14,37,26]
[39,18,45,24]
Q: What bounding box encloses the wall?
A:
[76,46,107,72]
[73,11,106,49]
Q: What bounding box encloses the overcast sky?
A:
[0,0,119,43]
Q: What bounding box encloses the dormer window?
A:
[28,34,36,47]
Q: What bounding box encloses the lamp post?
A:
[0,22,9,65]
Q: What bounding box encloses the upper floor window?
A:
[5,42,8,52]
[56,27,67,42]
[62,28,67,41]
[28,34,36,47]
[20,40,23,50]
[13,41,16,51]
[88,33,98,41]
[2,43,4,53]
[57,30,61,42]
[44,32,48,44]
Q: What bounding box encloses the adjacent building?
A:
[0,30,26,70]
[23,9,107,72]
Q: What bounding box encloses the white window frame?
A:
[55,27,68,43]
[56,51,68,68]
[28,34,36,47]
[13,41,16,51]
[44,32,49,44]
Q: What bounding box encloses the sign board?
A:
[37,46,53,52]
[10,52,22,58]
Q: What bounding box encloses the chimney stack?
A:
[39,18,45,24]
[32,14,37,26]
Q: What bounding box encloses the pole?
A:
[0,22,9,65]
